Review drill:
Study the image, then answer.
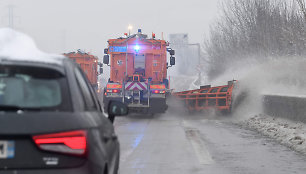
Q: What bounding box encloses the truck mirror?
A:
[169,50,175,56]
[100,67,103,74]
[104,48,108,54]
[103,55,109,64]
[170,56,175,66]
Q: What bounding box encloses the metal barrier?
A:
[263,94,306,123]
[173,81,236,113]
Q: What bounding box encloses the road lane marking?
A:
[182,120,214,165]
[132,134,144,148]
[118,119,150,163]
[120,134,144,162]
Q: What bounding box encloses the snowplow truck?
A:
[103,29,175,114]
[64,50,102,90]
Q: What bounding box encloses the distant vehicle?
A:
[0,56,127,174]
[64,49,103,90]
[103,29,175,114]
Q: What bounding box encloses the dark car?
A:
[0,56,127,174]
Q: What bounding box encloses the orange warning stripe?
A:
[150,84,166,89]
[107,84,122,89]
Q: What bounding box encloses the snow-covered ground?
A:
[242,114,306,155]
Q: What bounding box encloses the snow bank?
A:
[243,114,306,154]
[0,28,64,64]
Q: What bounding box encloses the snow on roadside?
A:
[243,114,306,154]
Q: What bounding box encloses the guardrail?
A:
[263,94,306,123]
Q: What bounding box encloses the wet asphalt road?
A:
[114,110,306,174]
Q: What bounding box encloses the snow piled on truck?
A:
[0,28,64,64]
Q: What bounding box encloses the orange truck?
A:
[103,29,175,114]
[64,50,101,89]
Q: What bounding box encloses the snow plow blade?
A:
[173,80,236,113]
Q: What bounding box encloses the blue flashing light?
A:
[134,45,140,52]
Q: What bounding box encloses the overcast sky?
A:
[0,0,221,57]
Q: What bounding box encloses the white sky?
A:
[0,0,221,57]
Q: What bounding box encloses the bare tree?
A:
[205,0,306,80]
[296,0,306,19]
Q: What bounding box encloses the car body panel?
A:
[0,58,120,174]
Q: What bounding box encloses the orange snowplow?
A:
[173,80,236,113]
[64,50,101,90]
[102,29,175,114]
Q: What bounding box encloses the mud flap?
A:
[148,98,168,114]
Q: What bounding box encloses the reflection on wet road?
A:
[114,112,306,174]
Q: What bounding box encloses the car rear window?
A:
[0,65,72,111]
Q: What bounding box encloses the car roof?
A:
[0,58,67,75]
[0,55,65,66]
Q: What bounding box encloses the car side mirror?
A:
[107,101,128,123]
[103,55,109,65]
[170,56,175,66]
[108,101,128,116]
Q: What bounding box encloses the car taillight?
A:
[33,130,87,156]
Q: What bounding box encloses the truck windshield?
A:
[0,65,72,111]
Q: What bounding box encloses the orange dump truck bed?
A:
[107,34,168,84]
[64,50,98,87]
